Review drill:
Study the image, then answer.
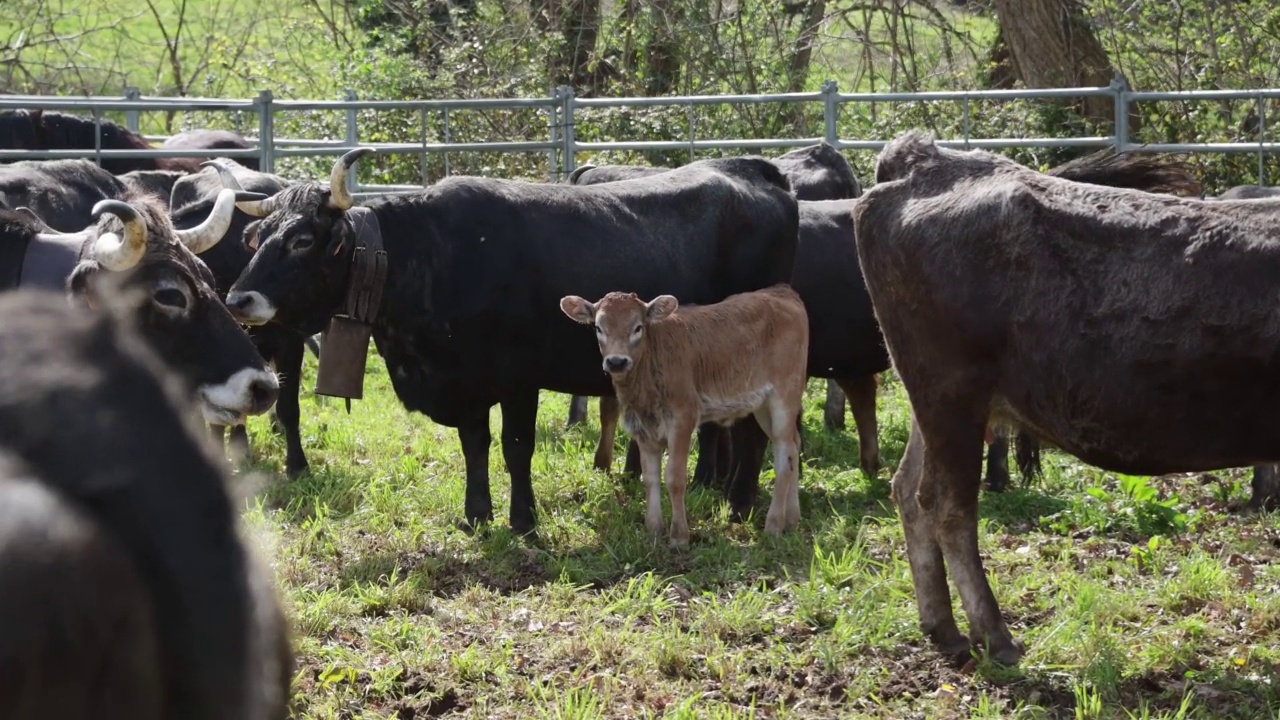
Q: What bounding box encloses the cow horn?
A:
[90,200,148,272]
[203,160,277,216]
[326,147,376,211]
[174,188,267,254]
[14,206,57,233]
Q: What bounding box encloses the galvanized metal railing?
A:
[2,74,1280,193]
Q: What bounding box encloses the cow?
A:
[1214,184,1280,200]
[213,148,799,535]
[173,160,314,475]
[854,129,1279,666]
[163,130,260,171]
[0,189,281,428]
[0,159,129,232]
[120,169,188,206]
[564,141,862,433]
[0,108,256,174]
[569,146,1204,496]
[0,289,291,720]
[560,285,809,546]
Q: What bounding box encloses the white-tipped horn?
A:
[326,147,376,211]
[90,200,148,272]
[205,160,278,217]
[174,188,267,254]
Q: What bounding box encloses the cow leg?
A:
[638,439,665,537]
[593,396,620,472]
[983,427,1010,493]
[836,375,880,478]
[665,422,696,547]
[725,417,767,522]
[622,438,641,478]
[207,424,226,451]
[500,390,539,536]
[227,424,251,461]
[917,411,1023,665]
[566,395,589,428]
[274,335,310,478]
[893,417,968,660]
[1014,429,1042,485]
[1249,464,1280,511]
[691,424,730,489]
[760,399,802,535]
[457,415,494,531]
[823,379,847,430]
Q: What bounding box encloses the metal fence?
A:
[3,73,1280,195]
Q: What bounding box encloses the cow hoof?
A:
[285,461,310,479]
[860,458,880,480]
[668,533,690,549]
[978,636,1026,666]
[728,502,752,524]
[764,513,786,536]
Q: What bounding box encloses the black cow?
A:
[215,149,799,535]
[172,160,313,476]
[570,146,1205,496]
[120,169,188,206]
[0,159,128,232]
[0,289,291,720]
[0,190,280,427]
[564,141,863,433]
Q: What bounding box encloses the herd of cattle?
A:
[4,106,1280,711]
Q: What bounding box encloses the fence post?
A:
[822,79,838,147]
[1111,72,1130,152]
[547,93,559,182]
[1258,91,1267,187]
[124,87,141,133]
[557,85,576,179]
[345,89,359,192]
[256,89,274,174]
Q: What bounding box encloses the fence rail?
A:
[3,74,1280,193]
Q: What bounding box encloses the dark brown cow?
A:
[855,130,1279,665]
[0,289,291,720]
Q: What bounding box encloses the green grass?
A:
[231,350,1280,719]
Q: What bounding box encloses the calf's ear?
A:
[560,295,596,324]
[645,295,678,322]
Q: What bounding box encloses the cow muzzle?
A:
[603,355,633,375]
[197,367,280,425]
[225,291,276,326]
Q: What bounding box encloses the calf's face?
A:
[560,292,679,378]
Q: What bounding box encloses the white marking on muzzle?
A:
[227,291,276,326]
[198,367,280,426]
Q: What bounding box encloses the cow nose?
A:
[604,355,632,373]
[227,292,254,312]
[248,376,280,414]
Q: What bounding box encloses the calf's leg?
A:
[638,440,665,537]
[1250,464,1280,511]
[918,410,1023,664]
[664,423,695,547]
[823,379,847,430]
[593,396,620,472]
[457,414,494,531]
[836,375,880,478]
[501,390,540,535]
[760,398,802,535]
[566,395,589,428]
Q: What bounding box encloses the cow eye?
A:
[290,235,314,252]
[153,287,188,310]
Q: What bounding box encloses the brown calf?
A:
[560,285,809,546]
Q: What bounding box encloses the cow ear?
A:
[329,218,353,258]
[646,295,678,321]
[560,296,596,324]
[29,108,43,125]
[67,261,100,308]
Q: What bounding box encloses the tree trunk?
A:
[992,0,1126,129]
[786,0,826,93]
[561,0,600,93]
[645,0,681,95]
